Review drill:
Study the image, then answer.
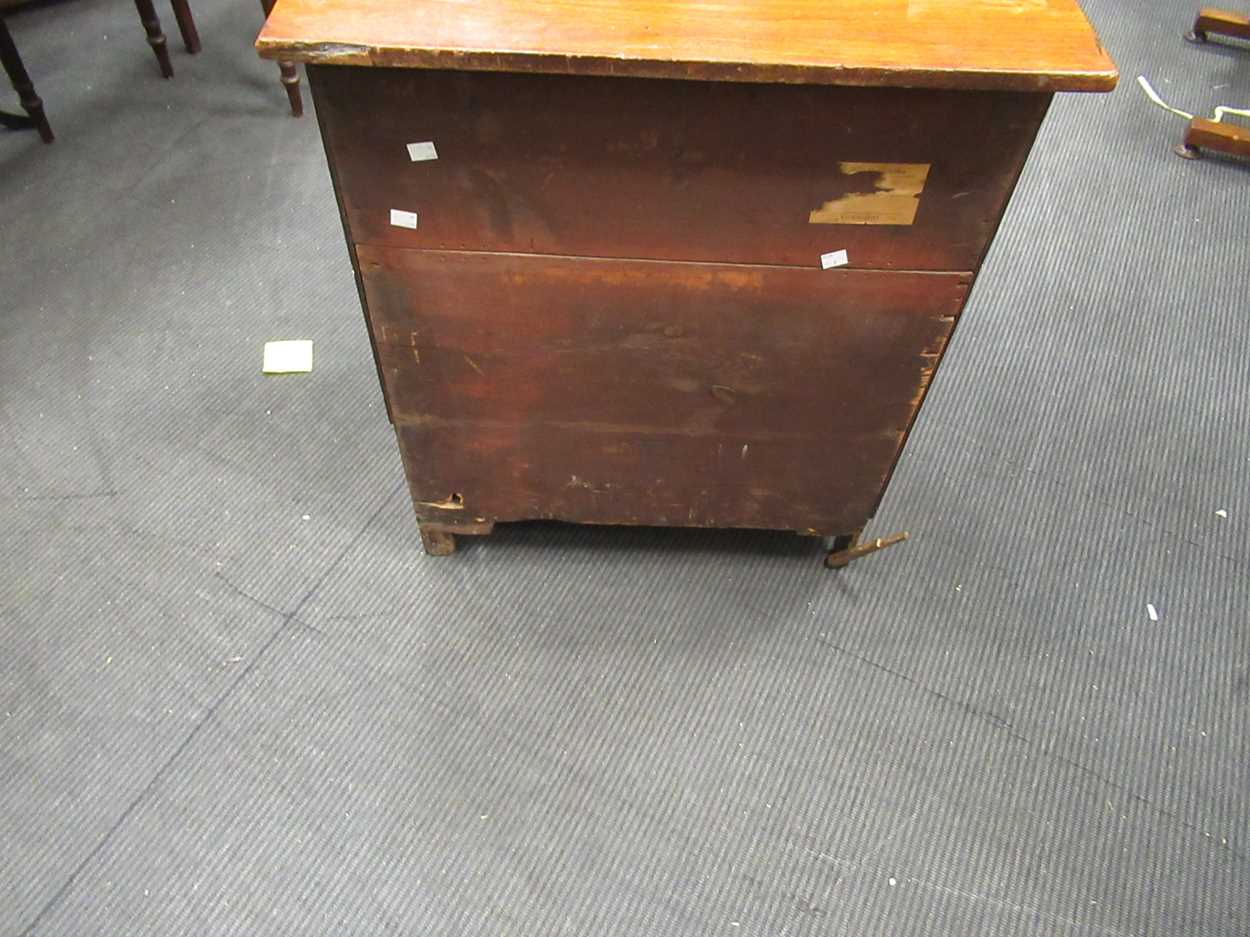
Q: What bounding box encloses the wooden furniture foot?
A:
[169,0,201,53]
[1186,8,1250,44]
[418,520,495,556]
[0,17,53,142]
[133,0,174,78]
[1177,116,1250,160]
[419,525,457,556]
[259,0,302,116]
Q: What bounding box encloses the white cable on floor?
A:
[1137,75,1250,124]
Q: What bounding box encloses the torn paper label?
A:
[262,340,313,374]
[820,249,849,270]
[809,162,931,226]
[406,141,438,162]
[389,209,418,229]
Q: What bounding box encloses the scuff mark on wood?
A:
[416,493,465,510]
[566,475,616,494]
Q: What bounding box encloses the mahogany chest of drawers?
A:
[258,0,1115,564]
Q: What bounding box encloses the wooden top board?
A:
[256,0,1116,93]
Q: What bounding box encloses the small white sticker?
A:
[390,208,418,229]
[820,249,849,270]
[406,140,438,162]
[1146,603,1159,622]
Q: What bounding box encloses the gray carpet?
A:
[2,1,1248,934]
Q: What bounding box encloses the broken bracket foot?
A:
[417,519,495,556]
[825,531,909,570]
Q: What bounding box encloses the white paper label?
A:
[406,141,438,162]
[820,249,849,270]
[389,209,418,229]
[262,340,314,374]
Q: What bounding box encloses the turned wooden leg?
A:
[134,0,174,78]
[276,61,303,117]
[169,0,201,53]
[0,17,53,142]
[1186,7,1250,43]
[258,0,302,116]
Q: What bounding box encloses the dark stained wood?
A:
[367,248,965,538]
[311,66,1051,272]
[276,60,302,116]
[398,420,898,536]
[359,246,966,438]
[169,0,201,54]
[256,0,1118,93]
[133,0,174,78]
[0,15,53,142]
[1183,117,1250,160]
[287,2,1115,560]
[1191,8,1250,42]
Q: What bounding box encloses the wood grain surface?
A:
[397,420,892,536]
[311,67,1051,271]
[258,0,1117,93]
[361,247,966,535]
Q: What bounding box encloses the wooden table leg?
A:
[169,0,201,54]
[259,0,302,116]
[0,17,53,142]
[1186,7,1250,43]
[133,0,174,78]
[276,60,303,116]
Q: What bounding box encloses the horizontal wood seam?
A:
[356,244,978,279]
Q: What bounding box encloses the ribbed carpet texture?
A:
[1,1,1247,934]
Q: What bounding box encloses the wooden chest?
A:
[258,0,1115,564]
